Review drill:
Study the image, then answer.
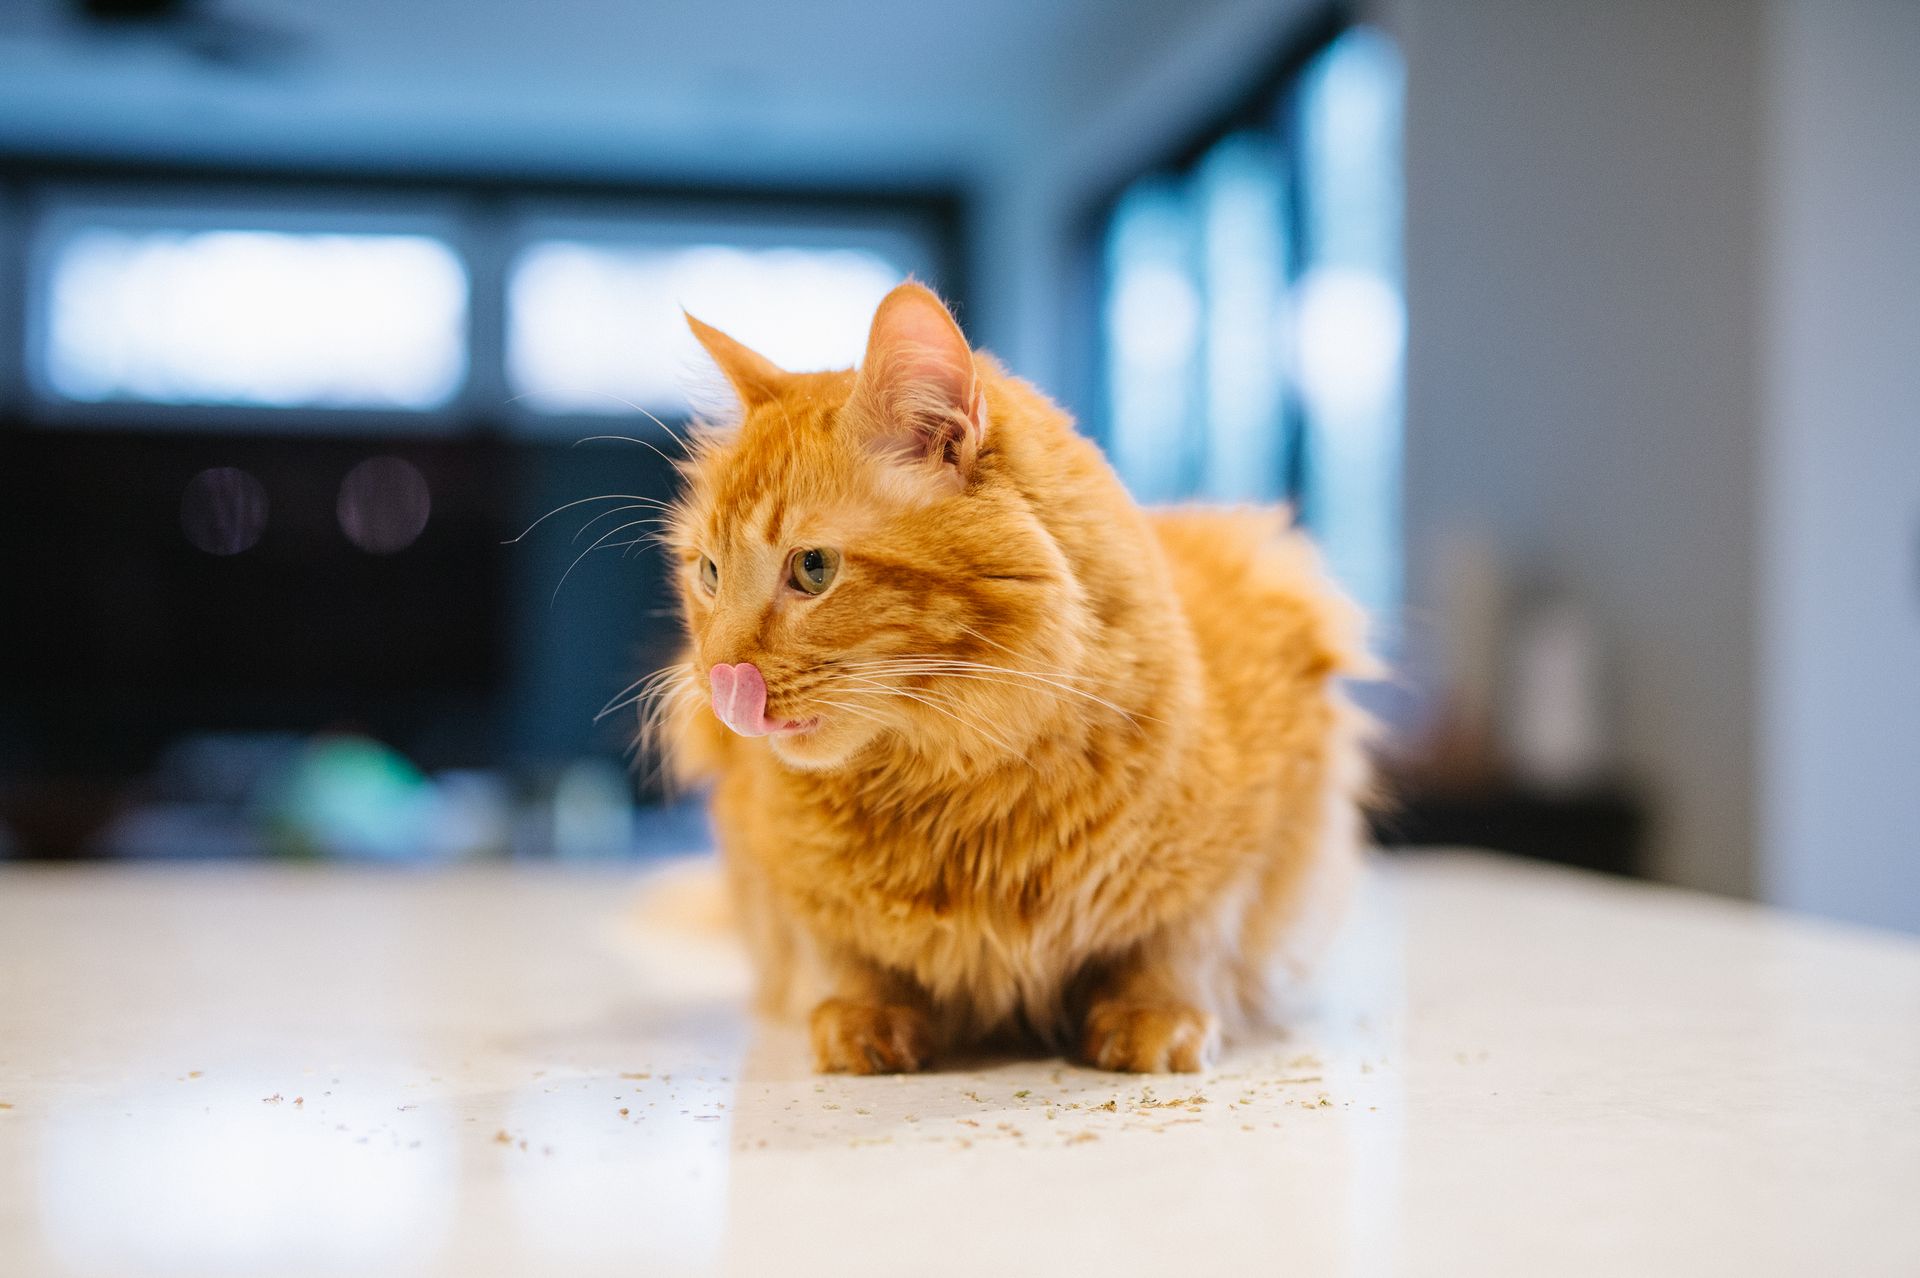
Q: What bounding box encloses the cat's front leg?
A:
[808,958,934,1075]
[1075,938,1222,1074]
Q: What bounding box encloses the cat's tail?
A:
[630,853,735,939]
[611,854,752,1002]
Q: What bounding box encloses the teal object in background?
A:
[266,735,436,861]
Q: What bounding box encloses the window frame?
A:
[0,187,22,409]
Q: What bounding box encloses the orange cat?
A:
[655,282,1373,1074]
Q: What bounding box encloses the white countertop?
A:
[1,851,1916,1277]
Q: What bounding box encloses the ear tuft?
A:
[684,311,790,410]
[850,283,986,486]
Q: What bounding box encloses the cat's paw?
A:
[1079,1001,1220,1073]
[810,998,933,1074]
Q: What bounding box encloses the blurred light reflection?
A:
[1296,28,1406,634]
[37,1086,455,1276]
[507,241,906,416]
[44,228,468,410]
[1104,181,1202,504]
[503,1078,732,1270]
[179,466,268,556]
[1100,26,1404,632]
[337,455,432,554]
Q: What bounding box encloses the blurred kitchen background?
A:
[0,0,1913,932]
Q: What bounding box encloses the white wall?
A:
[1759,0,1920,932]
[1394,0,1765,896]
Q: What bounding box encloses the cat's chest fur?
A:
[722,737,1221,1031]
[799,812,1108,1031]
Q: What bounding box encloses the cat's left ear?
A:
[684,311,790,410]
[849,283,987,490]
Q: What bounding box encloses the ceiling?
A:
[0,0,1286,187]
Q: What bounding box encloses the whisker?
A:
[832,657,1156,725]
[550,518,667,605]
[572,432,685,469]
[620,682,699,737]
[569,501,676,543]
[618,535,673,560]
[953,622,1043,666]
[823,674,1024,755]
[635,684,702,751]
[868,655,1128,694]
[588,520,674,550]
[836,655,1105,687]
[810,697,892,731]
[601,669,659,710]
[500,395,692,456]
[504,493,657,545]
[597,662,695,723]
[627,674,706,793]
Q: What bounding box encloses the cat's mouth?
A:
[710,662,825,738]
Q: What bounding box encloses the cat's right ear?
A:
[849,282,986,493]
[684,312,789,410]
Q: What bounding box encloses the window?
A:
[1098,25,1405,633]
[1294,29,1405,631]
[503,213,937,421]
[10,187,955,433]
[34,220,468,412]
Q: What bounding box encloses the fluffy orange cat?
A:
[655,282,1372,1074]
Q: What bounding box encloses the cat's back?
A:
[1146,507,1370,742]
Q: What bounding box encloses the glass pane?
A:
[1103,180,1202,503]
[42,228,468,410]
[1294,27,1406,634]
[1196,132,1290,503]
[506,241,909,416]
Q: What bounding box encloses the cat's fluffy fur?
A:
[658,283,1372,1074]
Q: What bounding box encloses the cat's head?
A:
[666,283,1084,773]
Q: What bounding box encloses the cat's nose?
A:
[709,662,769,737]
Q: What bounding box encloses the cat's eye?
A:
[788,547,839,596]
[698,555,719,594]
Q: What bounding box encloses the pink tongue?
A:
[710,662,770,737]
